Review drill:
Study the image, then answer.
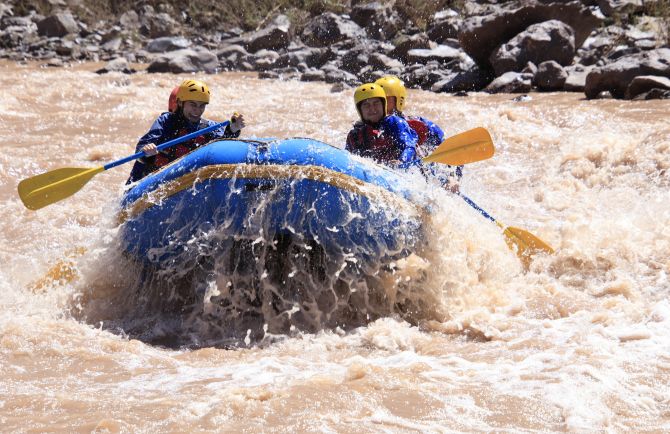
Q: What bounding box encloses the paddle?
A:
[18,120,230,210]
[422,127,494,166]
[461,194,554,269]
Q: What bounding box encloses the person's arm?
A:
[419,117,463,182]
[385,115,418,167]
[126,114,169,184]
[206,113,245,139]
[134,113,169,153]
[418,116,445,145]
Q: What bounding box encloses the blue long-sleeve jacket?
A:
[127,112,239,183]
[402,114,463,182]
[345,114,418,164]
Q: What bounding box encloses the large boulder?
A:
[585,48,670,98]
[138,6,180,38]
[406,44,463,66]
[490,20,576,75]
[534,60,568,90]
[596,0,644,17]
[485,71,533,93]
[36,12,79,37]
[459,0,602,69]
[563,64,594,92]
[625,75,670,99]
[147,47,219,74]
[431,65,492,92]
[301,13,365,47]
[146,36,191,53]
[389,33,430,62]
[426,9,462,44]
[244,15,291,53]
[350,2,400,40]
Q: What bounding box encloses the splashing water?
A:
[1,61,669,431]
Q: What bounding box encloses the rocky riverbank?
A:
[1,0,669,99]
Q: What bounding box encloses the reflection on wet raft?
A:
[112,140,426,348]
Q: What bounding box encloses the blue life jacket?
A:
[127,111,239,183]
[401,113,463,183]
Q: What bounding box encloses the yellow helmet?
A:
[374,75,407,112]
[176,79,210,104]
[353,83,387,119]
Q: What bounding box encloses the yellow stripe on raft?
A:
[118,164,422,224]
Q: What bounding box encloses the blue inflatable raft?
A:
[116,138,427,341]
[119,138,424,267]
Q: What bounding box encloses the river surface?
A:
[1,60,669,432]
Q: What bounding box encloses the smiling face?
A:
[359,98,385,123]
[180,100,208,123]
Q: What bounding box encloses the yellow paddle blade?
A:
[18,166,105,210]
[29,247,86,293]
[422,127,494,165]
[500,225,555,269]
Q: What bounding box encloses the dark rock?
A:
[253,49,280,71]
[43,57,65,67]
[585,48,670,98]
[118,11,139,30]
[330,82,347,92]
[0,4,13,21]
[631,88,670,100]
[606,45,643,61]
[0,24,39,50]
[147,47,219,74]
[596,0,644,17]
[626,75,670,99]
[563,64,594,91]
[350,2,400,40]
[139,7,180,39]
[37,12,79,37]
[1,16,35,30]
[305,47,337,68]
[431,66,493,92]
[485,71,533,93]
[521,61,538,75]
[146,36,190,53]
[512,94,533,102]
[301,13,365,47]
[406,44,462,66]
[95,57,136,74]
[301,69,326,81]
[460,1,602,69]
[534,60,568,90]
[258,70,280,79]
[490,20,576,75]
[244,15,291,53]
[426,9,461,44]
[341,47,369,74]
[390,33,430,62]
[324,68,358,85]
[216,44,248,59]
[101,38,122,52]
[368,52,403,70]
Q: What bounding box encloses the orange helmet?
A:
[168,86,179,112]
